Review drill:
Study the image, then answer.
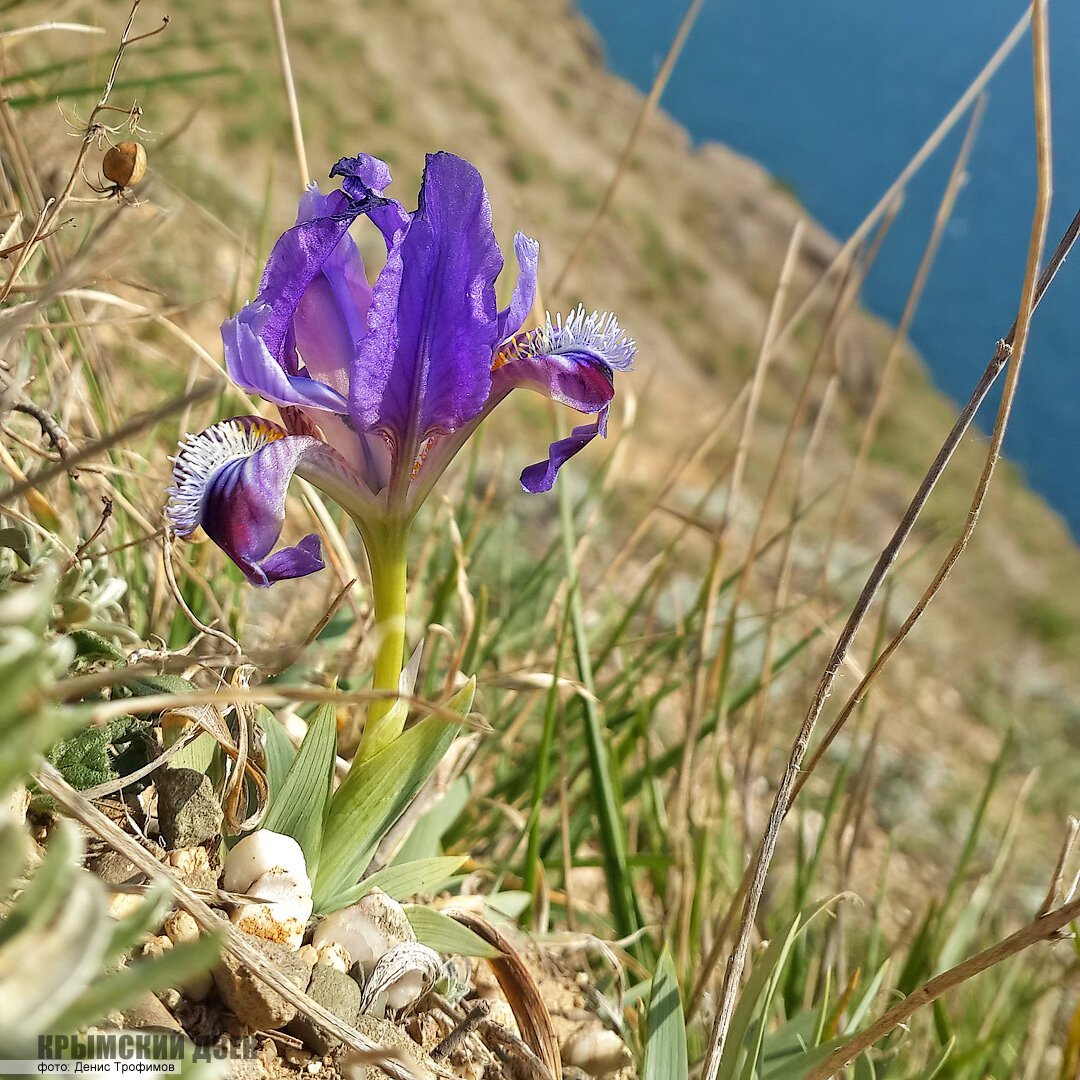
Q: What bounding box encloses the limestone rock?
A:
[286,963,362,1055]
[340,1014,437,1080]
[167,845,219,892]
[156,767,222,849]
[212,933,316,1032]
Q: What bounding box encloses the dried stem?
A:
[788,201,1080,805]
[551,0,705,297]
[268,0,309,187]
[0,379,221,503]
[772,10,1030,356]
[1040,817,1080,918]
[823,94,987,576]
[671,221,802,963]
[34,763,425,1080]
[0,0,167,302]
[699,4,1055,1075]
[804,897,1080,1080]
[64,496,112,568]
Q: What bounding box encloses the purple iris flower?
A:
[167,152,634,587]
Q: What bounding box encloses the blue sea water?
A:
[577,0,1080,536]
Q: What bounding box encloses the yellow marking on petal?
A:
[492,330,540,371]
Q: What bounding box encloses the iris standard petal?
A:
[292,186,373,392]
[520,408,609,494]
[331,153,411,245]
[495,232,540,341]
[224,306,349,414]
[351,152,503,451]
[167,416,335,587]
[255,179,385,362]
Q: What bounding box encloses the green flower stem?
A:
[355,519,410,765]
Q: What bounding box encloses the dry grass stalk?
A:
[0,0,167,303]
[822,93,988,577]
[551,0,705,297]
[805,895,1080,1079]
[268,0,309,187]
[671,220,804,967]
[699,4,1056,1075]
[71,682,491,733]
[0,380,221,503]
[773,9,1031,354]
[789,196,1080,808]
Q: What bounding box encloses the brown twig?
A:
[430,1000,492,1061]
[0,219,74,257]
[1039,817,1080,918]
[9,395,75,462]
[0,379,221,503]
[0,1,168,303]
[699,4,1055,1074]
[61,682,492,735]
[64,496,113,568]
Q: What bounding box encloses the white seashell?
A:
[223,830,313,950]
[312,888,415,978]
[358,942,443,1017]
[561,1028,632,1077]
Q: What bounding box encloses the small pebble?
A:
[313,888,415,979]
[561,1028,632,1077]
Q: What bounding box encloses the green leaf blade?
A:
[261,700,338,876]
[643,946,688,1080]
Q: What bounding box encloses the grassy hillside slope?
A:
[5,2,1080,1066]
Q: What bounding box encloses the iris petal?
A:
[520,408,609,494]
[167,416,339,587]
[255,180,385,363]
[223,306,349,414]
[331,153,411,245]
[496,232,539,341]
[292,186,373,393]
[351,152,503,453]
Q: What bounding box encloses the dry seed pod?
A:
[102,141,147,188]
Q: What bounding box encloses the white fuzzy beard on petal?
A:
[532,304,637,372]
[166,417,284,536]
